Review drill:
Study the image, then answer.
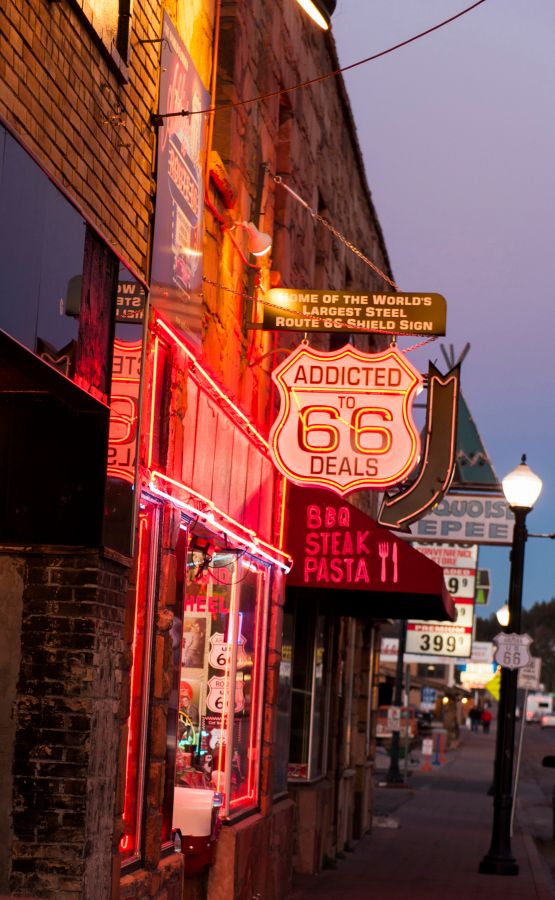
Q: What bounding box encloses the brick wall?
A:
[4,548,128,899]
[0,0,161,277]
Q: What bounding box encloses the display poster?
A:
[150,13,209,344]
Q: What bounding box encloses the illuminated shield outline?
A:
[269,344,423,495]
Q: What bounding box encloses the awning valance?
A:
[285,485,455,622]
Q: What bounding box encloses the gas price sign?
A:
[406,544,478,659]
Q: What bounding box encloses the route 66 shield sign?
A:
[208,633,248,670]
[206,676,245,713]
[269,343,423,495]
[493,632,533,670]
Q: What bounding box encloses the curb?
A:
[521,831,555,899]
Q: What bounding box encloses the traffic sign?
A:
[475,569,491,605]
[517,656,542,690]
[493,633,533,670]
[387,706,401,733]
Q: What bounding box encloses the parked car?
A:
[541,713,555,728]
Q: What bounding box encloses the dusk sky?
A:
[333,0,555,616]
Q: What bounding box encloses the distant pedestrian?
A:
[481,707,493,734]
[469,706,481,733]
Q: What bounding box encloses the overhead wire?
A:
[155,1,488,121]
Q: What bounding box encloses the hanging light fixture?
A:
[294,0,336,30]
[234,221,273,257]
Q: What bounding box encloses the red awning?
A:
[286,485,455,622]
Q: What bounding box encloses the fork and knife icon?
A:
[378,541,398,583]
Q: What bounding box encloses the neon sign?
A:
[378,363,460,529]
[107,338,142,485]
[269,344,423,495]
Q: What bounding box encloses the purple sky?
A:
[332,0,555,615]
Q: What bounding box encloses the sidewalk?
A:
[287,730,555,900]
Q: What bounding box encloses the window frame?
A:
[170,521,272,823]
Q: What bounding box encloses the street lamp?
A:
[495,604,510,628]
[479,455,542,876]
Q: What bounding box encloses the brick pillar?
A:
[5,547,128,900]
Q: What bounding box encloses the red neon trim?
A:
[279,478,288,550]
[120,512,149,853]
[150,471,292,570]
[147,335,160,469]
[245,570,264,800]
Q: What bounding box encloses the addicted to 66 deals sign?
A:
[407,544,478,659]
[269,344,422,495]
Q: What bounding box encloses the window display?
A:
[174,531,269,818]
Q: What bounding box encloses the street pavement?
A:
[287,727,555,900]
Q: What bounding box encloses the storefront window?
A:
[288,612,331,782]
[172,529,269,822]
[0,126,85,373]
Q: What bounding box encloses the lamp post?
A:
[479,455,542,876]
[387,619,407,785]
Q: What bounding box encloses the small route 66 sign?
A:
[206,676,245,713]
[492,632,532,670]
[208,633,248,670]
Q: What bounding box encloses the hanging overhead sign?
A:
[261,289,446,336]
[269,344,422,495]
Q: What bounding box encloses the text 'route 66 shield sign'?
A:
[269,343,423,495]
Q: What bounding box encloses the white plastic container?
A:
[173,786,215,837]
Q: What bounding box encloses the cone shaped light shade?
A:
[295,0,336,30]
[240,221,273,257]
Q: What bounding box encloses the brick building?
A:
[0,2,445,899]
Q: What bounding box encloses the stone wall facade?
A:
[0,547,128,898]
